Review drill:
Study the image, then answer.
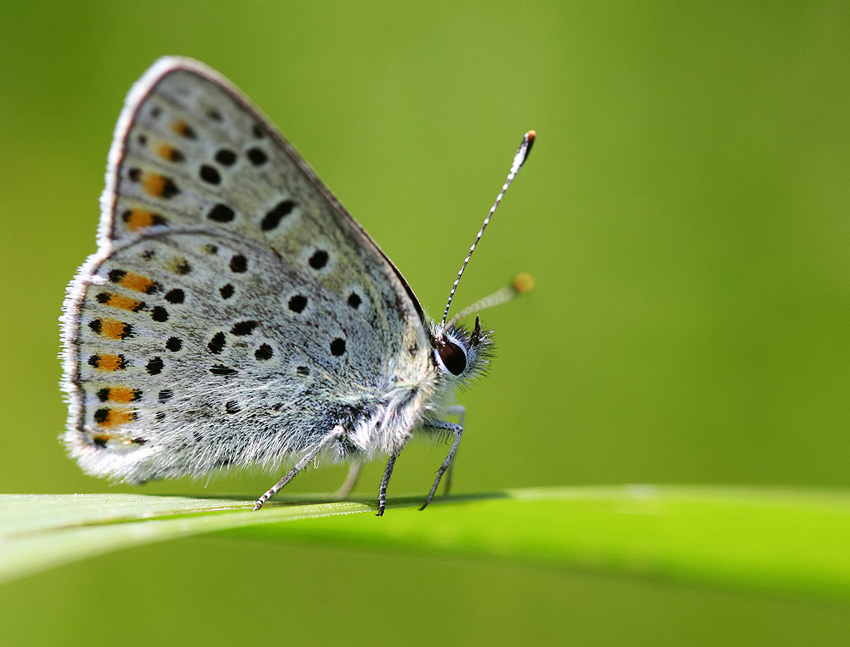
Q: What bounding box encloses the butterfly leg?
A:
[438,406,465,496]
[253,425,346,511]
[377,448,404,517]
[335,461,362,499]
[419,420,463,510]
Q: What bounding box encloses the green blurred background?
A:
[2,1,849,644]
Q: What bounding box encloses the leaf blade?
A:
[2,486,850,603]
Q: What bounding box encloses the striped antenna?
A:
[441,130,536,326]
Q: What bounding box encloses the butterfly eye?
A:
[436,341,467,376]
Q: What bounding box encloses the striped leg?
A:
[253,425,346,511]
[419,419,463,510]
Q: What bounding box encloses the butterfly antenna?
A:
[445,273,535,330]
[441,130,536,326]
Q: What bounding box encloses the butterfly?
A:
[61,57,534,515]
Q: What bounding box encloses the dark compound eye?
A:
[437,341,467,376]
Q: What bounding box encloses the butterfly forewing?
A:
[63,58,431,481]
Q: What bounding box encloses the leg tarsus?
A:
[377,450,401,516]
[420,425,463,511]
[443,453,455,497]
[441,407,464,497]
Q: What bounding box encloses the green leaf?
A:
[2,486,849,603]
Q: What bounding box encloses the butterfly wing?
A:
[61,58,432,482]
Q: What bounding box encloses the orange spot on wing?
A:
[118,270,155,293]
[98,408,136,428]
[105,294,142,311]
[100,319,129,340]
[106,387,139,403]
[95,354,125,372]
[157,144,177,161]
[172,119,193,137]
[125,208,155,232]
[142,173,167,197]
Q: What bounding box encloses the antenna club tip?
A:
[520,131,535,161]
[512,272,535,294]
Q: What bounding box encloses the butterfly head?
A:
[431,316,492,384]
